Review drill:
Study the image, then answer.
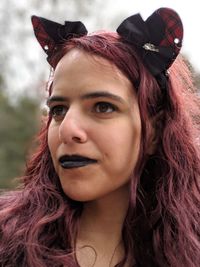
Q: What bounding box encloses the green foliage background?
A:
[0,84,40,189]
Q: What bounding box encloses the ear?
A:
[31,16,88,68]
[146,111,163,155]
[117,8,183,76]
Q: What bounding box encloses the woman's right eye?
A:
[49,105,67,120]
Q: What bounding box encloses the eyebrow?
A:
[46,96,67,106]
[46,91,126,105]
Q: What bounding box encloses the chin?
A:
[62,187,96,202]
[66,195,96,202]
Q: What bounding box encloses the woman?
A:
[0,7,199,267]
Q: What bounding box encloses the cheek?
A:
[118,129,140,169]
[48,125,59,162]
[98,118,141,170]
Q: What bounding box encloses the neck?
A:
[80,185,129,240]
[76,185,130,267]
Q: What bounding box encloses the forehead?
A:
[52,49,136,101]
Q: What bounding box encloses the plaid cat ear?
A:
[31,16,88,68]
[117,8,183,76]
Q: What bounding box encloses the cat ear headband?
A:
[31,8,183,86]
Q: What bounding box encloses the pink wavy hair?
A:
[0,33,200,267]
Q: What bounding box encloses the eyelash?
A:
[48,101,118,120]
[93,102,118,113]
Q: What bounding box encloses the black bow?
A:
[31,16,88,67]
[116,8,183,77]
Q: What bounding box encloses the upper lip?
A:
[58,154,97,163]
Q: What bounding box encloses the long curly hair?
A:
[0,33,199,267]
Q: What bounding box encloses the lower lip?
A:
[60,161,97,169]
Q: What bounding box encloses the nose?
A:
[59,109,88,144]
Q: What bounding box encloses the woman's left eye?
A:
[94,102,117,113]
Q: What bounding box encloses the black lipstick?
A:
[59,155,97,169]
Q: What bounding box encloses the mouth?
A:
[58,154,98,169]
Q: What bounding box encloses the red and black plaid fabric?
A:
[31,8,183,76]
[31,16,56,57]
[31,16,88,68]
[117,7,184,76]
[158,8,183,56]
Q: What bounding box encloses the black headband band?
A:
[31,7,183,88]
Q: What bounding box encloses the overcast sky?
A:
[103,0,200,72]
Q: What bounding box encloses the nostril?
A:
[72,136,83,143]
[59,120,88,144]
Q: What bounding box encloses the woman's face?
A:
[48,49,141,202]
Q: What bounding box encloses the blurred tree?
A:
[194,73,200,91]
[0,84,40,189]
[183,56,200,91]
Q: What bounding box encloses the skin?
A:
[48,49,141,202]
[47,49,141,266]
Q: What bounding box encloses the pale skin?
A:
[47,49,142,266]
